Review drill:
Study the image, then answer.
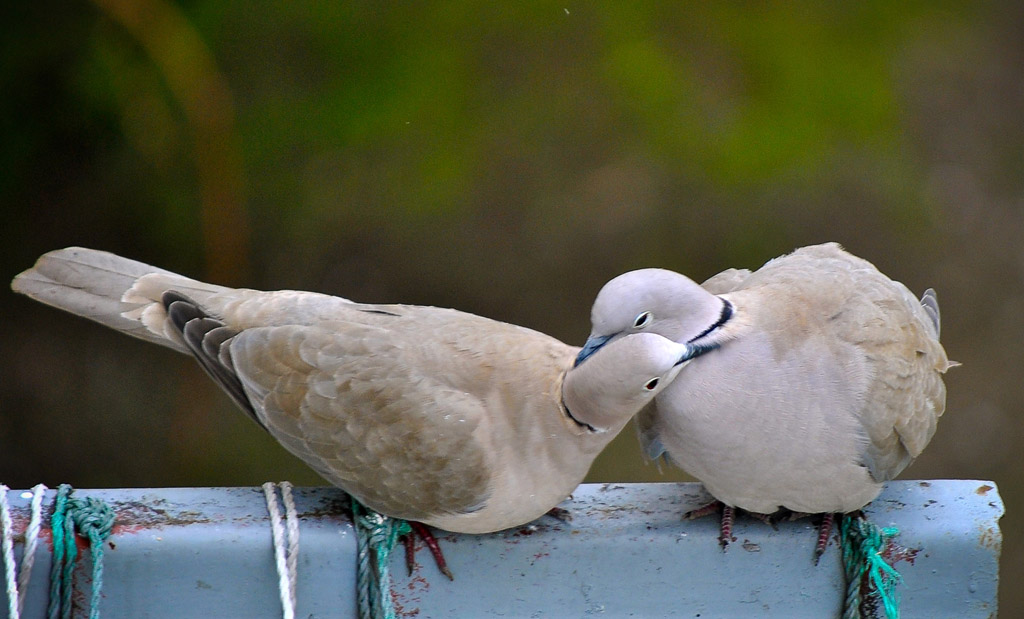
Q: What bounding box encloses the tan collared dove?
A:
[575,242,953,558]
[12,247,692,539]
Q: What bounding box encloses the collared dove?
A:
[12,247,692,538]
[576,242,953,557]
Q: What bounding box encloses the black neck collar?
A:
[562,402,597,432]
[688,298,733,344]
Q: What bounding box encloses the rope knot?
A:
[69,498,115,541]
[841,512,902,619]
[48,485,115,619]
[352,499,411,619]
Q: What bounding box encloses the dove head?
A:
[562,332,690,433]
[575,268,727,367]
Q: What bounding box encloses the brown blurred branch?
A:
[91,0,250,284]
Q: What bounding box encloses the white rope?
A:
[280,482,299,608]
[263,481,299,619]
[18,484,47,616]
[0,483,48,619]
[1,484,19,619]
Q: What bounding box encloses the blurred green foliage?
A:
[2,1,1021,613]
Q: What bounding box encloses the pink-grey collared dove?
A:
[13,247,692,536]
[575,242,953,556]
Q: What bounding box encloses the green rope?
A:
[47,485,115,619]
[351,498,411,619]
[840,513,901,619]
[47,485,72,619]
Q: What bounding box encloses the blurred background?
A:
[2,0,1020,612]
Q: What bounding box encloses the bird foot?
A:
[683,500,736,549]
[544,506,573,523]
[683,499,723,521]
[746,510,780,530]
[403,521,454,580]
[685,500,839,562]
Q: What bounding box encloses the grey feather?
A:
[919,288,941,338]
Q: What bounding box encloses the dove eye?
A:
[644,377,660,391]
[633,311,652,329]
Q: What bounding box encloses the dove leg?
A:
[403,531,415,574]
[717,505,736,548]
[777,509,838,563]
[813,512,836,565]
[406,521,454,581]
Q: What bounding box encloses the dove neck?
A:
[561,366,635,435]
[562,401,597,433]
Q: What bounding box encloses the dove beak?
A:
[574,334,612,367]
